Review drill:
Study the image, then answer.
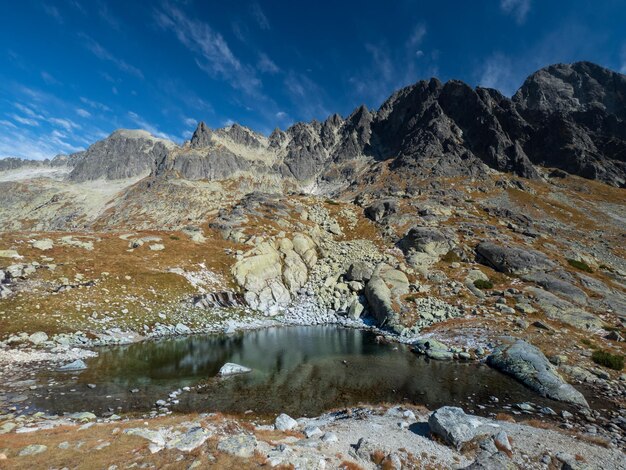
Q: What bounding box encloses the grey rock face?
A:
[364,263,409,332]
[487,338,589,407]
[69,130,172,182]
[190,121,212,148]
[475,242,555,275]
[514,62,626,187]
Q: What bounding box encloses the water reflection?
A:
[36,327,576,416]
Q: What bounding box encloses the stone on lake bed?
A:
[218,363,252,376]
[58,359,87,371]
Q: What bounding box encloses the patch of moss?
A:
[591,350,624,371]
[441,250,461,263]
[473,279,493,290]
[325,199,340,206]
[567,258,593,273]
[169,235,180,240]
[580,338,598,349]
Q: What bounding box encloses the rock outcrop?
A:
[487,338,589,407]
[232,233,317,315]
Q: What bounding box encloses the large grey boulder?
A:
[364,263,409,331]
[428,407,493,450]
[364,199,397,222]
[399,226,456,257]
[346,260,374,282]
[522,272,587,304]
[487,339,589,407]
[525,287,604,330]
[217,434,257,458]
[476,242,555,275]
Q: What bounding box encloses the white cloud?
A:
[154,5,261,95]
[41,71,61,85]
[407,24,427,48]
[127,111,176,141]
[80,34,144,79]
[49,117,80,132]
[13,103,44,120]
[0,120,17,129]
[275,111,288,119]
[43,4,63,23]
[76,108,91,118]
[284,72,330,120]
[9,114,39,126]
[184,117,197,127]
[477,53,518,95]
[80,96,111,112]
[250,3,270,30]
[257,53,280,74]
[500,0,531,24]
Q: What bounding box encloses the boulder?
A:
[31,239,54,251]
[364,199,397,222]
[525,287,604,330]
[522,272,587,304]
[218,363,252,376]
[413,338,454,360]
[346,260,374,282]
[18,444,47,457]
[399,226,457,257]
[364,263,409,330]
[217,434,257,458]
[487,339,589,407]
[428,407,492,450]
[475,242,555,275]
[275,413,298,431]
[28,331,48,345]
[166,427,211,452]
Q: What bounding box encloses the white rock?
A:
[218,363,252,376]
[275,413,298,431]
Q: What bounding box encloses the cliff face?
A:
[2,61,625,188]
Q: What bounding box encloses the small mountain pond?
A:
[32,326,598,418]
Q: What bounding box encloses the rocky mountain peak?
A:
[190,121,212,149]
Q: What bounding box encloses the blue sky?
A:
[1,0,625,159]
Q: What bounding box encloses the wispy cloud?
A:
[348,25,433,106]
[284,71,330,120]
[80,96,112,112]
[127,111,176,141]
[154,4,261,95]
[250,2,270,30]
[257,52,280,74]
[43,4,63,23]
[76,108,91,118]
[49,117,80,132]
[41,71,61,85]
[477,53,517,95]
[80,34,144,79]
[500,0,531,24]
[97,1,121,30]
[9,114,39,126]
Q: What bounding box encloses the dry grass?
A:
[0,229,239,336]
